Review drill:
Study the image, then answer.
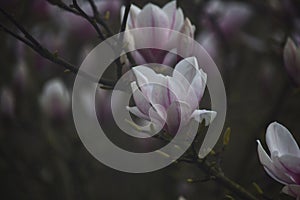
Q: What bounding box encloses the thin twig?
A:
[116,1,132,78]
[72,0,105,40]
[0,20,114,87]
[196,159,259,200]
[0,7,43,50]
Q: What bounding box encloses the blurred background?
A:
[0,0,300,199]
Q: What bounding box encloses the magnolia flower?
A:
[197,31,219,61]
[121,1,195,64]
[127,57,216,135]
[0,87,15,118]
[203,0,252,39]
[50,0,122,38]
[13,60,28,92]
[39,79,70,119]
[257,122,300,199]
[283,38,300,86]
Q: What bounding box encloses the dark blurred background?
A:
[0,0,300,199]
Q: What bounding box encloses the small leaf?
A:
[104,11,110,20]
[53,50,58,58]
[186,178,193,183]
[252,182,264,195]
[223,127,231,146]
[224,194,235,200]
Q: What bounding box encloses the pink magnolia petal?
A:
[166,101,191,135]
[137,3,169,27]
[188,68,207,104]
[266,122,300,157]
[149,104,167,131]
[132,66,172,108]
[173,57,200,85]
[191,109,216,126]
[162,49,177,66]
[279,155,300,174]
[121,4,141,28]
[276,155,300,184]
[162,1,184,31]
[177,18,196,58]
[135,3,170,48]
[131,50,147,65]
[282,184,300,199]
[257,141,293,185]
[127,106,149,120]
[131,81,151,116]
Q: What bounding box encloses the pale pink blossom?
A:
[39,79,70,119]
[257,122,300,199]
[0,87,15,118]
[127,57,216,135]
[121,1,195,64]
[203,0,252,39]
[283,38,300,86]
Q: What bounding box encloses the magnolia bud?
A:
[178,18,196,58]
[39,79,70,119]
[0,87,15,118]
[283,37,300,86]
[13,60,28,92]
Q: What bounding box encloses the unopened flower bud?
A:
[283,37,300,86]
[39,79,70,119]
[0,87,15,118]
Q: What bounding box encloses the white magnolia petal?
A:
[127,118,160,135]
[180,18,195,37]
[132,66,166,101]
[126,106,149,120]
[282,184,300,198]
[166,101,191,135]
[131,81,151,115]
[277,154,300,175]
[173,57,199,86]
[191,109,216,126]
[121,4,141,28]
[188,68,207,104]
[132,66,163,84]
[177,18,195,57]
[162,49,177,66]
[257,140,293,185]
[131,50,147,65]
[147,78,170,107]
[162,1,184,31]
[137,3,169,28]
[148,104,167,131]
[266,122,300,157]
[168,75,186,103]
[135,3,170,48]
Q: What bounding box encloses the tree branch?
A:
[116,1,132,78]
[71,0,105,40]
[0,9,115,87]
[180,156,259,200]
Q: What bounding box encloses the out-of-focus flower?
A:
[33,0,51,18]
[178,196,187,200]
[39,79,70,119]
[197,31,219,61]
[121,1,195,64]
[50,0,122,39]
[13,60,28,92]
[282,184,300,199]
[283,38,300,86]
[257,122,300,199]
[203,0,252,39]
[0,87,15,118]
[127,57,216,135]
